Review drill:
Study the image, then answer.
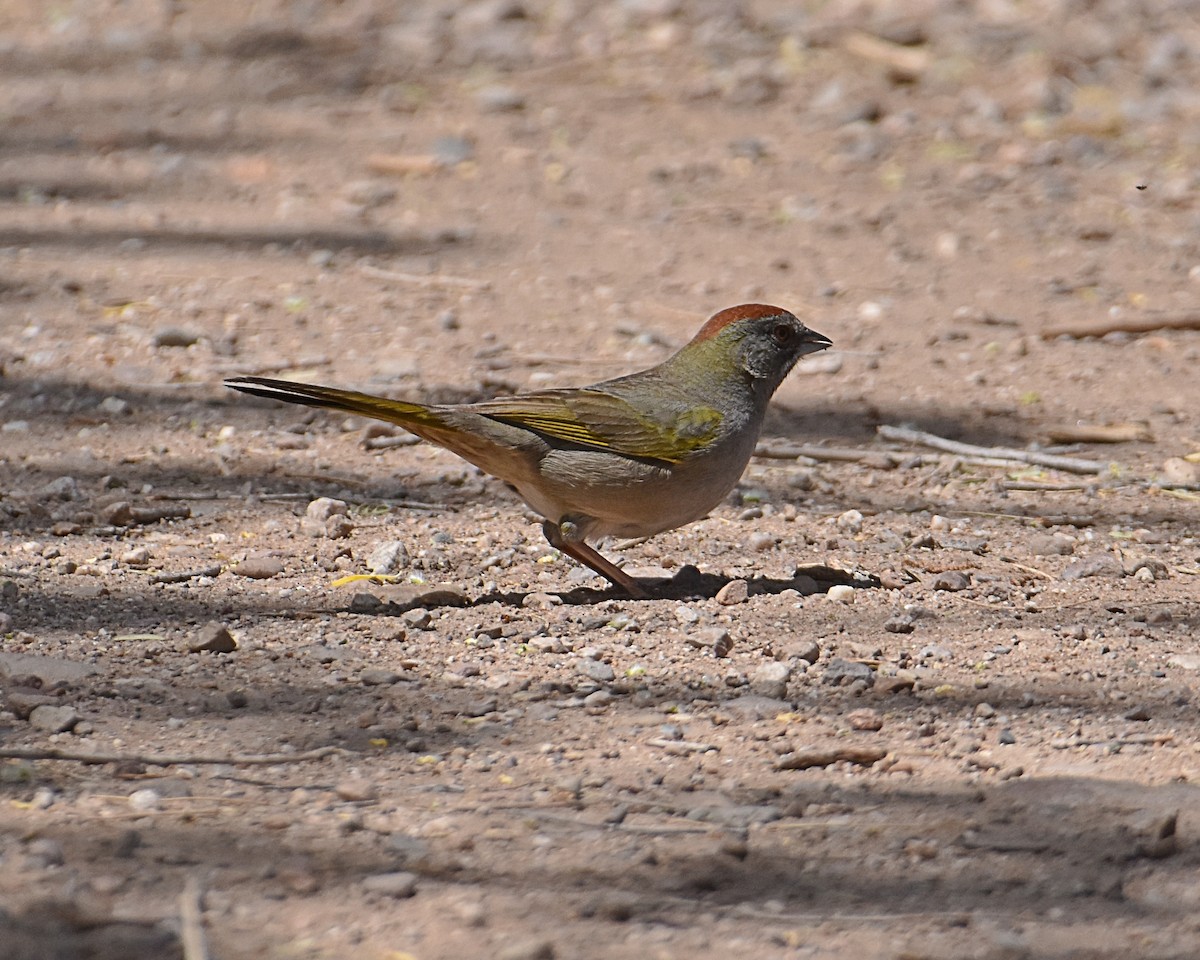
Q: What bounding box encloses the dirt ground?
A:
[2,1,1200,958]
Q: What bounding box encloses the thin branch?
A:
[0,745,344,766]
[179,877,210,960]
[357,262,490,290]
[877,425,1111,474]
[1041,313,1200,339]
[755,441,897,465]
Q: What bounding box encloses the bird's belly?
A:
[512,446,750,540]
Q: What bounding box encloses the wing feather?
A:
[471,388,721,465]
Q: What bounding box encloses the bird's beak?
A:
[797,326,833,356]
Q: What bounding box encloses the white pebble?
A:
[836,509,863,534]
[128,788,162,812]
[827,584,855,604]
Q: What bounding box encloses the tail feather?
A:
[224,376,442,430]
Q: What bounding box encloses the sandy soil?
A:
[2,1,1199,958]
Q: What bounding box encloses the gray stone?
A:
[361,668,402,685]
[362,871,417,898]
[402,608,432,630]
[823,657,874,687]
[30,704,80,733]
[1063,554,1123,580]
[1028,533,1075,556]
[102,500,134,526]
[153,327,201,347]
[99,396,130,417]
[306,497,348,521]
[0,653,97,684]
[721,694,791,719]
[931,570,971,591]
[750,661,792,699]
[40,476,79,501]
[497,938,555,960]
[188,622,236,653]
[578,659,615,683]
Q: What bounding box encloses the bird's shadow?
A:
[343,563,880,614]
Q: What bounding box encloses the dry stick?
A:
[179,877,210,960]
[755,441,895,464]
[0,745,343,766]
[1000,480,1091,492]
[358,262,490,290]
[1041,313,1200,339]
[877,425,1111,474]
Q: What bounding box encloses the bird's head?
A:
[676,303,832,398]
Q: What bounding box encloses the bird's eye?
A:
[770,322,792,345]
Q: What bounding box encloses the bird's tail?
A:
[224,376,446,430]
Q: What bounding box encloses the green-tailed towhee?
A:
[226,303,832,598]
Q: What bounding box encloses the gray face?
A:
[736,312,832,394]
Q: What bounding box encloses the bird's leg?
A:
[542,519,650,600]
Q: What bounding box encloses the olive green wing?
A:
[471,388,722,465]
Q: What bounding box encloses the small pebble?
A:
[836,509,864,534]
[41,477,79,501]
[120,547,151,565]
[362,871,417,898]
[823,658,874,687]
[335,778,379,802]
[128,788,162,812]
[847,708,884,731]
[1062,554,1123,580]
[189,622,237,653]
[476,84,526,112]
[827,584,855,603]
[750,661,791,699]
[29,704,80,733]
[1028,533,1075,556]
[578,659,615,683]
[99,396,130,416]
[361,668,402,686]
[153,327,201,348]
[931,571,971,592]
[234,556,284,579]
[883,613,915,633]
[715,579,749,605]
[748,531,776,551]
[402,608,433,630]
[497,938,555,960]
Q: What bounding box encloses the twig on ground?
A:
[179,877,209,960]
[755,441,898,466]
[1000,480,1091,492]
[1046,422,1152,444]
[358,262,490,290]
[998,557,1055,579]
[646,737,718,754]
[877,425,1111,474]
[0,745,343,766]
[149,565,223,585]
[841,30,931,78]
[1041,313,1200,340]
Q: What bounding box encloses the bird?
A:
[225,303,832,598]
